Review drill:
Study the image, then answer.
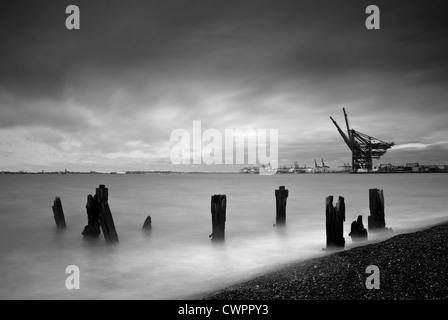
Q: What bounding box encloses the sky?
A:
[1,0,448,172]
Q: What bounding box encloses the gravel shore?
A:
[203,222,448,300]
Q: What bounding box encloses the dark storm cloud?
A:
[2,0,447,102]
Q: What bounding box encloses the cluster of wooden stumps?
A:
[52,185,389,249]
[52,185,119,244]
[326,188,389,249]
[82,185,119,243]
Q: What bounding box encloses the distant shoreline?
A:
[0,171,241,175]
[199,221,448,300]
[2,171,448,175]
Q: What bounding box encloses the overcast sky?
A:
[1,0,447,172]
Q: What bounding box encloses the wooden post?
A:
[349,215,368,242]
[326,196,345,249]
[275,186,288,226]
[52,197,66,229]
[82,185,118,242]
[210,195,226,242]
[142,215,152,231]
[82,194,101,238]
[368,188,386,231]
[96,185,119,243]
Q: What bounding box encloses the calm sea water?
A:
[0,173,447,299]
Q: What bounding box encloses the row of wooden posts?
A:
[52,184,388,248]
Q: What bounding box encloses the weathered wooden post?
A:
[52,197,66,229]
[82,194,101,238]
[210,195,226,242]
[142,215,152,231]
[326,196,345,249]
[82,185,118,243]
[275,186,288,226]
[368,188,386,231]
[96,185,119,243]
[349,215,368,242]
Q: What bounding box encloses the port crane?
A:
[338,163,352,172]
[321,158,330,173]
[330,108,394,172]
[314,159,322,173]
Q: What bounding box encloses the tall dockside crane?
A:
[321,159,330,173]
[330,108,394,172]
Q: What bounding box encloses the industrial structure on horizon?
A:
[239,108,447,174]
[330,108,395,173]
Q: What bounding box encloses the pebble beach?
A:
[203,222,448,300]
